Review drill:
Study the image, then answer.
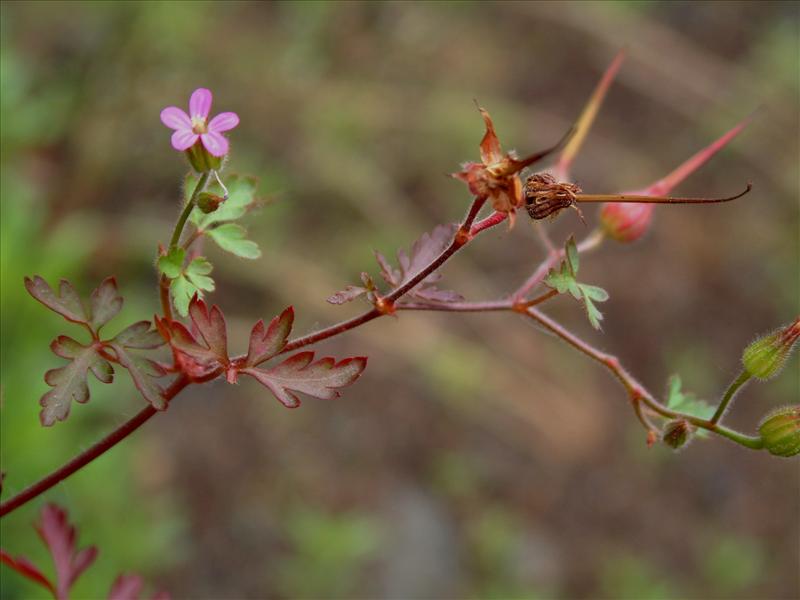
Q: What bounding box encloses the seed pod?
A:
[599,202,655,243]
[758,406,800,457]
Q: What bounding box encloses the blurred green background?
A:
[1,1,798,599]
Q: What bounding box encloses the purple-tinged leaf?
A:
[327,286,368,305]
[638,115,753,196]
[374,224,461,302]
[245,306,294,367]
[187,295,228,361]
[41,336,114,426]
[0,549,56,597]
[241,352,367,408]
[107,343,166,410]
[374,251,400,287]
[89,277,123,332]
[35,504,99,600]
[113,321,165,349]
[25,276,89,326]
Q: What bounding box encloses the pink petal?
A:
[160,107,191,130]
[171,129,199,151]
[189,88,213,119]
[201,131,229,157]
[208,112,240,133]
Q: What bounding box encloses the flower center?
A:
[191,116,208,135]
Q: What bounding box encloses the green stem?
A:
[710,369,752,424]
[169,171,210,249]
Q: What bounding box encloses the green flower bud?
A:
[185,141,222,173]
[197,192,225,214]
[663,419,692,450]
[742,317,800,380]
[758,406,800,457]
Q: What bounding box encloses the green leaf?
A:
[580,284,609,302]
[157,247,185,279]
[107,342,166,410]
[169,257,215,317]
[188,174,259,229]
[207,223,262,259]
[186,257,215,290]
[582,293,604,330]
[565,235,579,274]
[666,375,715,437]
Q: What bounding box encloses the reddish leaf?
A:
[0,549,56,596]
[245,306,294,367]
[89,277,123,332]
[374,224,462,303]
[327,286,368,305]
[187,295,228,361]
[41,336,114,426]
[35,504,99,600]
[155,317,220,380]
[25,276,89,326]
[113,321,165,349]
[241,352,367,408]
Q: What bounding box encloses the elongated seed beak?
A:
[574,182,752,204]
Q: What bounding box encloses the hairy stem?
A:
[0,376,190,519]
[711,370,752,424]
[159,172,211,320]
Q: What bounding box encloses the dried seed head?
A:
[524,173,583,220]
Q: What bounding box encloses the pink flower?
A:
[160,88,239,157]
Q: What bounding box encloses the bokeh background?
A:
[1,2,798,599]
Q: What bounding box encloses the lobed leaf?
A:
[169,257,215,317]
[241,352,367,408]
[155,316,220,381]
[245,306,294,367]
[25,276,89,325]
[374,224,462,303]
[113,321,165,349]
[107,342,166,410]
[88,277,123,332]
[41,336,114,426]
[157,248,185,279]
[207,223,261,259]
[36,503,99,600]
[545,238,608,330]
[188,295,228,361]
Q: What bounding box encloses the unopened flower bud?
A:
[758,406,800,457]
[599,202,654,243]
[662,418,692,450]
[742,317,800,380]
[197,192,225,214]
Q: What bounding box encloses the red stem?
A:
[0,376,190,518]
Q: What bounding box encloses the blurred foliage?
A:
[1,2,798,599]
